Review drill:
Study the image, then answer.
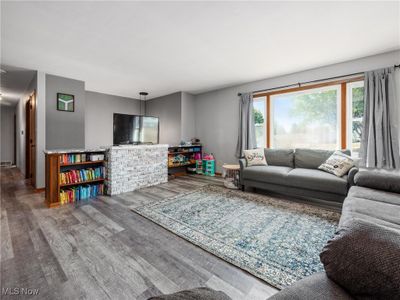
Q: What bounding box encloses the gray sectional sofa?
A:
[269,170,400,300]
[239,148,358,202]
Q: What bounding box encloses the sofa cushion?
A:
[320,219,400,300]
[267,272,354,300]
[348,186,400,206]
[354,170,400,194]
[242,166,292,185]
[339,196,400,230]
[287,168,348,195]
[264,148,294,168]
[294,149,351,169]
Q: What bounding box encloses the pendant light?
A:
[139,92,148,116]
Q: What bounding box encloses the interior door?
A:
[25,100,31,178]
[25,91,36,186]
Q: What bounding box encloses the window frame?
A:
[254,76,364,151]
[346,80,365,156]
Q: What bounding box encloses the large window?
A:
[270,85,340,149]
[254,79,364,155]
[254,97,266,148]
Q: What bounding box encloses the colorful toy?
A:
[196,160,203,174]
[194,153,202,161]
[203,153,215,160]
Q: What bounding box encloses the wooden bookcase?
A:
[45,150,106,208]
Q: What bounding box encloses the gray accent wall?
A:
[181,92,196,141]
[194,50,400,172]
[45,74,85,150]
[146,92,182,146]
[1,105,16,164]
[85,91,141,148]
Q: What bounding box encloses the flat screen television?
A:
[113,113,159,145]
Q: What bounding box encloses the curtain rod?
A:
[237,64,400,97]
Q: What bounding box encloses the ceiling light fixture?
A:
[139,92,148,116]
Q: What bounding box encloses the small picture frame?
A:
[57,93,74,112]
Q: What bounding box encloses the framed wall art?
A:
[57,93,74,112]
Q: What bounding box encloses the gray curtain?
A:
[236,93,256,158]
[360,67,400,169]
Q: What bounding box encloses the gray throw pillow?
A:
[320,219,400,299]
[355,171,400,194]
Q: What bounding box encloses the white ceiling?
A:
[1,1,399,100]
[0,65,35,106]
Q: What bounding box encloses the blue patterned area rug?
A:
[131,185,339,289]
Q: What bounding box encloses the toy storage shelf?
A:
[168,145,202,175]
[169,162,196,168]
[45,149,106,208]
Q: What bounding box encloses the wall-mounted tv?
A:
[113,113,159,145]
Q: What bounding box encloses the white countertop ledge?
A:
[44,148,107,154]
[44,144,169,154]
[109,144,169,150]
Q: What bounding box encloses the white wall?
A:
[1,105,16,164]
[194,50,400,172]
[85,91,141,148]
[16,99,25,172]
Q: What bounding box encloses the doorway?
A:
[25,91,36,186]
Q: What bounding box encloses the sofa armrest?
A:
[354,170,400,193]
[347,167,359,186]
[239,158,247,170]
[238,158,247,185]
[267,273,354,300]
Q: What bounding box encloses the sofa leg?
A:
[241,185,245,192]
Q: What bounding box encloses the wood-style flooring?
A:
[0,168,278,300]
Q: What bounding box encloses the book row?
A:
[60,167,105,184]
[60,153,105,164]
[60,184,104,205]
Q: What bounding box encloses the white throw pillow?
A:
[319,151,354,177]
[243,149,267,167]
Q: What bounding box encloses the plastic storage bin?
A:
[202,160,215,176]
